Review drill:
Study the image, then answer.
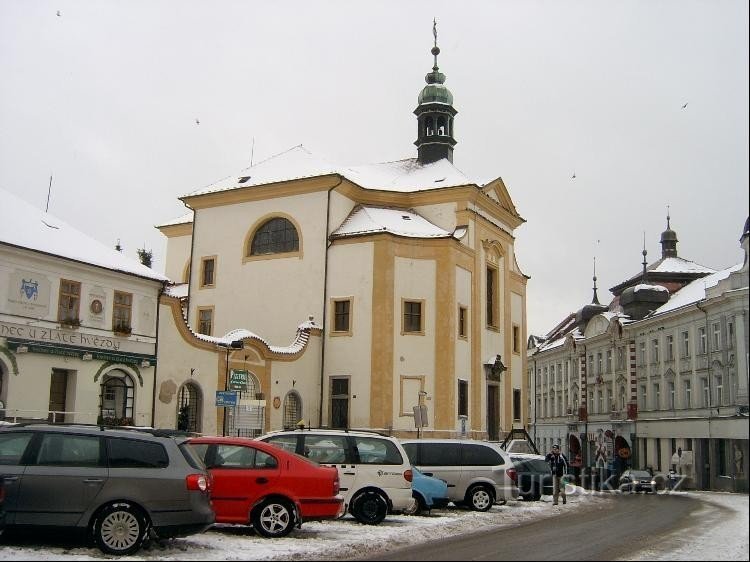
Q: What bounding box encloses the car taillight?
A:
[186,474,209,492]
[507,468,518,483]
[404,469,413,483]
[333,474,340,495]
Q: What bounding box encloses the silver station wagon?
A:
[0,423,214,555]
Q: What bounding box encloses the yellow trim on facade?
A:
[158,222,193,238]
[330,297,354,337]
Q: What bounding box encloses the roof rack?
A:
[2,421,200,438]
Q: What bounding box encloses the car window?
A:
[461,444,504,466]
[108,437,168,468]
[179,442,207,470]
[419,443,460,466]
[264,434,299,454]
[352,436,403,465]
[402,442,417,463]
[527,459,549,472]
[303,435,348,464]
[0,432,33,465]
[214,444,256,468]
[255,449,278,469]
[35,433,103,467]
[186,443,210,466]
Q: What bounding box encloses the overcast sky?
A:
[1,0,748,336]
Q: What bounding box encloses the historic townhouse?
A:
[0,188,167,426]
[528,217,749,491]
[155,32,530,440]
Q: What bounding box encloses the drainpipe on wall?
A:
[696,300,712,490]
[151,281,167,428]
[184,203,197,327]
[318,175,344,428]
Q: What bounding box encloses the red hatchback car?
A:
[186,436,343,537]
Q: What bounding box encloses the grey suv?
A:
[0,423,214,555]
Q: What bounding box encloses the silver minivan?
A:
[401,439,519,511]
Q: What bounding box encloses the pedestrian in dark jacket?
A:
[545,444,569,506]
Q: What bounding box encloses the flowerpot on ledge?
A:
[113,325,132,336]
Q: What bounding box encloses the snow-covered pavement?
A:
[0,490,746,560]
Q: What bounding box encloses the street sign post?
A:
[216,390,239,407]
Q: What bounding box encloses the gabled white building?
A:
[0,188,167,425]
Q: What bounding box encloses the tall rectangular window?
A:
[684,379,692,408]
[653,383,660,410]
[701,378,710,408]
[712,322,721,351]
[698,327,707,354]
[668,381,675,409]
[458,380,468,417]
[512,325,520,353]
[402,300,424,334]
[639,385,646,410]
[330,377,350,429]
[652,339,659,363]
[332,298,352,334]
[639,342,646,365]
[681,330,690,357]
[715,376,724,406]
[458,306,468,339]
[200,256,216,288]
[486,267,497,328]
[606,350,612,373]
[666,335,674,360]
[58,279,81,323]
[198,307,213,336]
[113,291,133,332]
[617,348,624,370]
[727,322,734,349]
[597,353,603,375]
[513,388,521,421]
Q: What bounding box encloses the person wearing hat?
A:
[545,444,570,506]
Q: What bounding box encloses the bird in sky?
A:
[195,118,200,125]
[56,10,61,16]
[681,102,688,109]
[571,171,576,179]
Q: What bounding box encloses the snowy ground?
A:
[1,489,747,561]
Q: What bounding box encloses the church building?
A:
[155,27,529,440]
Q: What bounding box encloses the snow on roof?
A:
[181,145,479,199]
[649,256,715,274]
[340,157,474,192]
[633,283,669,292]
[157,212,193,228]
[651,263,742,316]
[0,188,168,282]
[187,319,320,356]
[164,283,189,298]
[331,206,451,239]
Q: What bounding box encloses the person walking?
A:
[545,444,569,506]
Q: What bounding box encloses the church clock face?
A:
[90,299,103,314]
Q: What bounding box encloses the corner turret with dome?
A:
[414,19,458,164]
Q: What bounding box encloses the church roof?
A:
[0,187,168,282]
[609,256,715,295]
[330,206,452,240]
[182,145,477,200]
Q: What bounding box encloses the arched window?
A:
[249,217,299,256]
[283,392,303,429]
[437,116,446,135]
[178,382,202,433]
[425,116,434,136]
[100,370,134,425]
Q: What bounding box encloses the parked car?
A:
[510,453,554,501]
[185,436,344,537]
[401,439,519,511]
[257,429,415,525]
[619,469,657,493]
[0,423,214,555]
[408,466,449,515]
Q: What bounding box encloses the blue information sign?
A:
[216,390,238,407]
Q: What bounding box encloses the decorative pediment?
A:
[584,315,610,338]
[664,368,676,380]
[615,373,628,385]
[481,177,522,220]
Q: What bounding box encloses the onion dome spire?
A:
[660,205,679,258]
[414,19,457,164]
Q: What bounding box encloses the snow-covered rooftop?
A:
[157,212,194,228]
[183,145,479,199]
[1,188,168,282]
[649,256,715,274]
[331,206,452,239]
[651,263,742,316]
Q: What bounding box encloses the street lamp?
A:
[222,339,244,436]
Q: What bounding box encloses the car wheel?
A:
[531,485,542,501]
[93,502,149,556]
[252,498,296,538]
[466,485,494,512]
[350,490,388,525]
